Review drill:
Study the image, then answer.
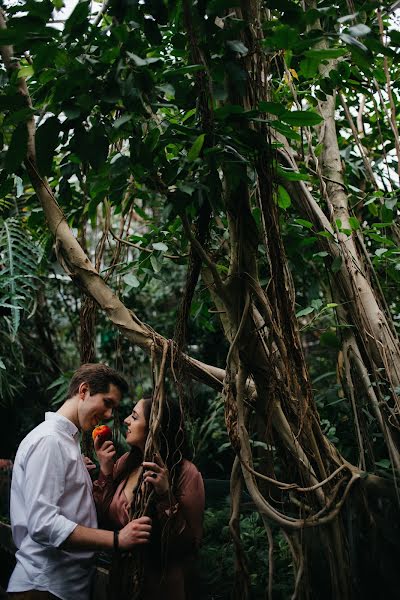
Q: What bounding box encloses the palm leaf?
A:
[0,217,42,339]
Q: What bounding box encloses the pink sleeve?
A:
[155,461,205,554]
[93,453,129,529]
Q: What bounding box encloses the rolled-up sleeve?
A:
[23,435,77,548]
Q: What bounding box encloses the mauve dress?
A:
[93,454,205,600]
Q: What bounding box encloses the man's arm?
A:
[23,436,151,551]
[62,518,152,551]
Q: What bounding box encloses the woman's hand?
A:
[94,437,116,476]
[82,455,96,473]
[142,456,170,496]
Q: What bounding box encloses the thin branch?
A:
[377,8,400,179]
[109,227,188,260]
[373,77,400,179]
[93,0,111,27]
[338,92,378,189]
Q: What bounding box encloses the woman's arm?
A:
[92,452,129,528]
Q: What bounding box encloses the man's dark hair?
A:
[68,363,129,398]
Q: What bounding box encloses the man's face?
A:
[78,382,121,432]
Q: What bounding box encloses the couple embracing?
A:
[7,363,204,600]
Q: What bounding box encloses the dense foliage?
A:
[1,0,400,598]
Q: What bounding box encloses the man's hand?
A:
[119,517,152,548]
[94,437,116,476]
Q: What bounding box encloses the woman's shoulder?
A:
[176,460,205,501]
[179,459,203,482]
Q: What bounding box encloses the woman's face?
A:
[124,399,148,451]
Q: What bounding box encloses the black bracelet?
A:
[113,530,120,553]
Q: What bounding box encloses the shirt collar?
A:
[45,412,79,438]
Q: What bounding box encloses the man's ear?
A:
[78,382,89,399]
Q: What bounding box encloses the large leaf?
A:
[64,0,90,37]
[304,48,347,59]
[36,117,61,176]
[281,110,323,126]
[187,134,206,161]
[4,124,28,174]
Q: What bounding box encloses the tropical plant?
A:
[1,0,400,598]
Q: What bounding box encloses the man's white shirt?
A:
[8,412,98,600]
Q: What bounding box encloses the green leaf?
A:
[187,134,205,161]
[152,242,168,252]
[314,143,324,157]
[259,101,286,116]
[123,274,140,288]
[389,31,400,47]
[64,0,90,36]
[226,40,249,55]
[375,248,388,257]
[294,219,313,229]
[72,126,109,170]
[18,65,34,79]
[177,183,196,195]
[340,33,368,52]
[385,198,397,210]
[88,127,109,171]
[281,110,323,126]
[4,124,28,173]
[145,128,160,152]
[272,121,301,141]
[348,217,360,230]
[347,24,371,37]
[277,185,291,209]
[296,306,314,317]
[150,255,162,273]
[337,13,358,24]
[299,58,320,78]
[127,52,161,66]
[265,25,299,49]
[304,48,347,59]
[36,117,61,176]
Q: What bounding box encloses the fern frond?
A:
[0,197,14,214]
[0,330,24,406]
[0,217,42,339]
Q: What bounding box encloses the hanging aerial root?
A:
[116,340,170,600]
[261,514,274,600]
[229,456,251,600]
[282,531,305,600]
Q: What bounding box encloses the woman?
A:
[93,397,205,600]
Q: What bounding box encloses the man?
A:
[7,363,152,600]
